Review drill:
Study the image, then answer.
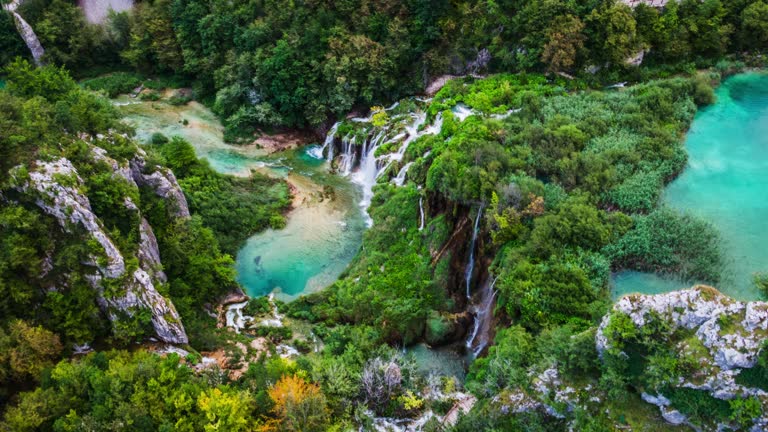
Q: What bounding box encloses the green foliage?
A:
[604,208,723,282]
[754,272,768,300]
[665,387,733,425]
[0,350,270,431]
[0,16,27,66]
[735,342,768,391]
[80,72,143,98]
[155,137,290,253]
[606,169,663,213]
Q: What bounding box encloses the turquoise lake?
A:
[116,98,366,301]
[613,73,768,301]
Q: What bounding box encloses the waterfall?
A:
[224,301,253,333]
[4,1,45,65]
[466,275,498,358]
[352,130,388,226]
[338,134,356,175]
[418,197,425,231]
[318,122,340,160]
[464,206,484,298]
[452,104,475,122]
[392,162,413,186]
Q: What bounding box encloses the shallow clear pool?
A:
[117,98,366,301]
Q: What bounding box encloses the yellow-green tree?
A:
[268,374,329,432]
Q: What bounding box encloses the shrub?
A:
[604,208,722,282]
[81,73,143,98]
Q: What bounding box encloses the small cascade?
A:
[464,206,484,298]
[4,1,45,65]
[452,104,475,122]
[337,134,356,175]
[352,130,388,226]
[392,162,413,186]
[466,275,498,358]
[224,301,253,333]
[418,197,425,231]
[391,113,427,161]
[317,122,340,160]
[258,293,284,327]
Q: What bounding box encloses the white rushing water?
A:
[464,206,483,298]
[224,301,252,333]
[392,162,413,186]
[322,104,444,227]
[418,197,425,231]
[317,122,340,160]
[466,275,498,357]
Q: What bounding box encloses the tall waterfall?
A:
[352,130,388,226]
[4,1,45,65]
[418,197,425,231]
[338,134,356,175]
[464,206,483,298]
[466,275,498,357]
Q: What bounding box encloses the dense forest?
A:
[1,0,768,430]
[4,0,768,135]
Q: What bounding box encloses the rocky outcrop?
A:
[20,155,188,344]
[597,286,768,370]
[598,286,768,429]
[129,151,191,218]
[25,158,126,278]
[139,217,167,283]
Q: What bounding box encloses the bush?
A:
[81,73,143,98]
[605,169,663,213]
[604,208,722,282]
[665,387,732,425]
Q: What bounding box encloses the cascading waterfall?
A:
[464,206,484,298]
[323,102,444,227]
[337,134,356,175]
[353,130,389,226]
[4,1,45,65]
[392,162,413,186]
[315,122,339,160]
[418,197,425,231]
[466,275,498,357]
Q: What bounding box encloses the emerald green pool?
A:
[614,73,768,301]
[116,97,366,301]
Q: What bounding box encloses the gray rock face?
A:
[129,152,191,219]
[597,286,766,370]
[26,159,126,278]
[598,286,768,428]
[102,269,187,344]
[662,409,688,426]
[22,155,187,344]
[139,218,167,283]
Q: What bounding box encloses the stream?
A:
[613,73,768,301]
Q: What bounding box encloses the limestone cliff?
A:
[598,286,768,430]
[17,151,189,344]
